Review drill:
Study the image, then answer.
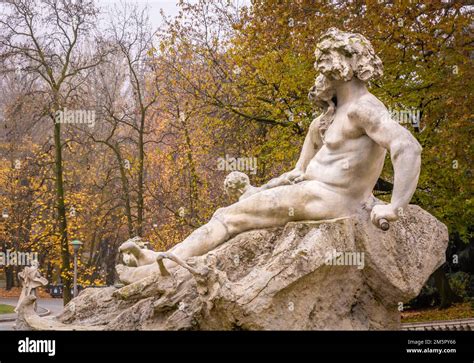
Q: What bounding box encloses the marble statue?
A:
[17,29,447,331]
[15,261,48,313]
[116,27,422,285]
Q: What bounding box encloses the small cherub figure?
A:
[224,171,298,201]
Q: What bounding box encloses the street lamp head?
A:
[70,239,83,252]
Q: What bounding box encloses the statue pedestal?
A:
[43,203,447,331]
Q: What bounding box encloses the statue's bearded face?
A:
[309,74,336,106]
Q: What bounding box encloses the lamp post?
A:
[70,239,83,298]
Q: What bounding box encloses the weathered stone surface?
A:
[47,204,447,330]
[15,295,102,331]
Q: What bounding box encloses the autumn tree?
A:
[0,0,109,304]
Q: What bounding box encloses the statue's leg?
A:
[117,181,341,284]
[169,181,335,260]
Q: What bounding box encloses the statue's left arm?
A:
[349,99,422,224]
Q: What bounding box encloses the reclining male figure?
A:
[117,28,422,285]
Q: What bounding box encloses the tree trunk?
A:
[433,266,461,309]
[136,114,145,237]
[5,266,14,290]
[53,120,72,305]
[183,120,200,220]
[113,145,134,237]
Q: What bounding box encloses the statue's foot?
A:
[116,252,202,285]
[115,263,159,285]
[156,252,201,276]
[155,253,171,276]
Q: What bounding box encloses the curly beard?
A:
[308,74,336,140]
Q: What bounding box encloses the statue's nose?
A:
[308,86,317,100]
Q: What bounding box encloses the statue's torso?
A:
[305,97,386,203]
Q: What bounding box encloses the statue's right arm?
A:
[285,117,322,182]
[295,118,322,171]
[247,117,322,194]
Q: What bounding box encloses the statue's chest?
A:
[320,113,359,150]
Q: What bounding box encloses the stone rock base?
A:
[49,204,447,330]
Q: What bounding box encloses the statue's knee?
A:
[213,207,228,218]
[212,208,242,235]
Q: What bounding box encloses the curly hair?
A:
[315,28,383,82]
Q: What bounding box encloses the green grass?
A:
[0,303,15,314]
[401,302,474,323]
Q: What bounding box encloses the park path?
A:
[0,297,64,330]
[0,297,64,315]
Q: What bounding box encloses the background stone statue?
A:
[117,27,422,285]
[15,261,48,313]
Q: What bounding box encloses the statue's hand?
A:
[293,173,306,183]
[284,169,304,184]
[370,204,398,227]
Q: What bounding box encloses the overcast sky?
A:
[97,0,251,30]
[97,0,180,29]
[0,1,250,33]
